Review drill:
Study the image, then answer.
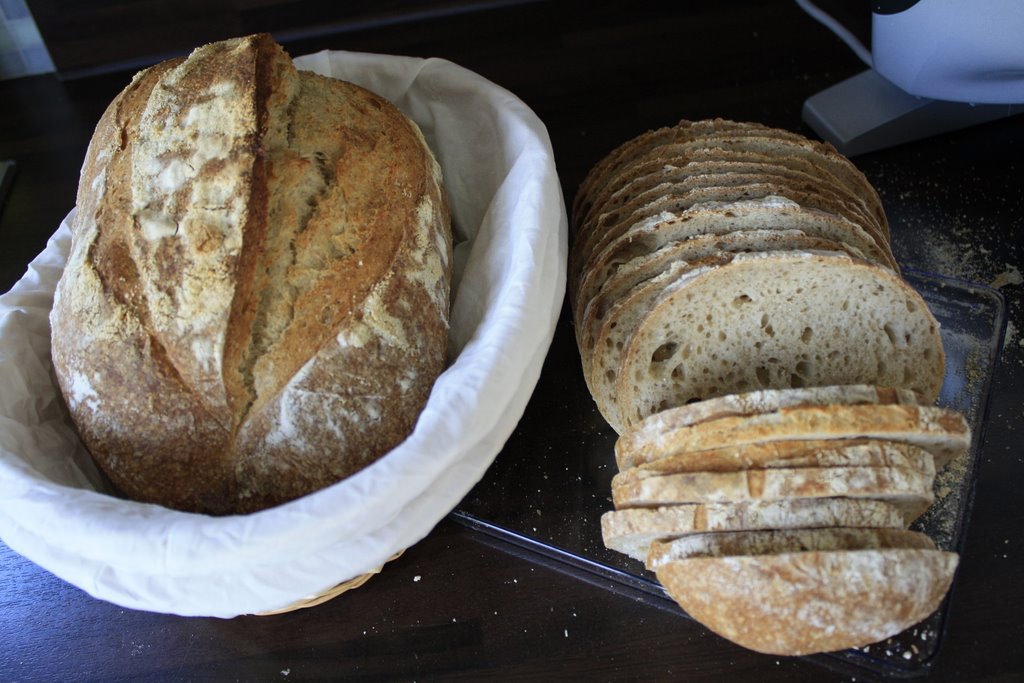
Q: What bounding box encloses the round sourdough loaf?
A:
[49,34,453,514]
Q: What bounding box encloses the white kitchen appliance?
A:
[799,0,1024,155]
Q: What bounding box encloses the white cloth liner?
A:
[0,49,567,617]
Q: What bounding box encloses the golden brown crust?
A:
[616,404,970,471]
[656,549,958,655]
[50,35,452,514]
[574,173,887,290]
[616,385,922,456]
[573,119,805,231]
[600,498,909,562]
[610,465,936,522]
[612,439,933,483]
[646,527,936,568]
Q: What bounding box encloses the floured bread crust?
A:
[600,498,909,562]
[616,385,922,456]
[50,34,453,514]
[610,464,937,522]
[616,404,970,470]
[655,549,958,656]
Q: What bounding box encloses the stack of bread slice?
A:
[572,120,969,655]
[570,118,944,434]
[601,385,969,655]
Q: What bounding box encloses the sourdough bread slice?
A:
[655,549,958,655]
[576,231,870,362]
[657,133,889,236]
[579,163,883,258]
[577,227,810,334]
[587,258,727,430]
[616,385,922,456]
[587,247,896,431]
[573,204,898,364]
[601,498,908,562]
[573,195,898,334]
[573,178,889,295]
[593,194,897,286]
[583,146,883,237]
[612,251,944,430]
[572,119,765,221]
[574,119,806,228]
[616,404,970,471]
[719,137,886,232]
[612,440,934,487]
[573,177,841,299]
[610,465,936,522]
[576,127,888,247]
[646,527,935,569]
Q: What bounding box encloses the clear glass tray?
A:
[451,269,1007,678]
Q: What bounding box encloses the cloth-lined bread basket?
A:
[0,49,566,617]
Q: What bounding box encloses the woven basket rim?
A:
[253,550,404,615]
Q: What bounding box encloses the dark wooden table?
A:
[2,2,1022,680]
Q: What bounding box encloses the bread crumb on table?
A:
[990,265,1022,290]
